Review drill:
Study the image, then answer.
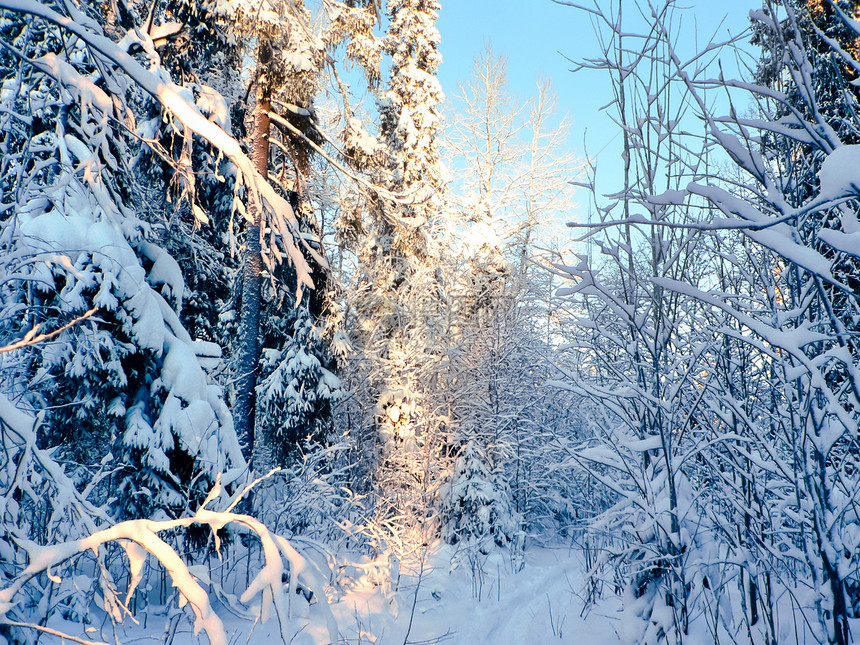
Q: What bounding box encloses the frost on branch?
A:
[0,485,339,645]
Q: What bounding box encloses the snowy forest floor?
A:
[331,544,615,645]
[34,540,844,645]
[40,542,614,645]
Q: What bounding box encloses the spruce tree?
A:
[0,0,247,519]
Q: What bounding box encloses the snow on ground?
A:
[329,544,622,645]
[34,543,619,645]
[212,542,621,644]
[24,536,843,645]
[216,542,828,645]
[25,538,836,645]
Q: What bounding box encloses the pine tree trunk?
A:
[234,60,271,472]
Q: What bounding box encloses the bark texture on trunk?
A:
[234,58,271,472]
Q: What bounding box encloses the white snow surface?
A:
[818,144,860,200]
[31,544,616,645]
[8,535,838,644]
[329,545,618,645]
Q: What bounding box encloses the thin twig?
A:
[402,549,426,645]
[1,620,110,645]
[0,306,98,354]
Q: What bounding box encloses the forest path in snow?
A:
[332,544,622,645]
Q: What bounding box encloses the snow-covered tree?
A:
[439,47,584,550]
[0,0,360,636]
[559,1,860,642]
[0,0,253,519]
[673,3,860,641]
[334,0,449,562]
[554,2,738,640]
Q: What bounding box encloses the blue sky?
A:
[436,0,759,207]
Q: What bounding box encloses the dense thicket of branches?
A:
[556,1,860,643]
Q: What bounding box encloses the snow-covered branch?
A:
[0,0,312,288]
[0,493,339,644]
